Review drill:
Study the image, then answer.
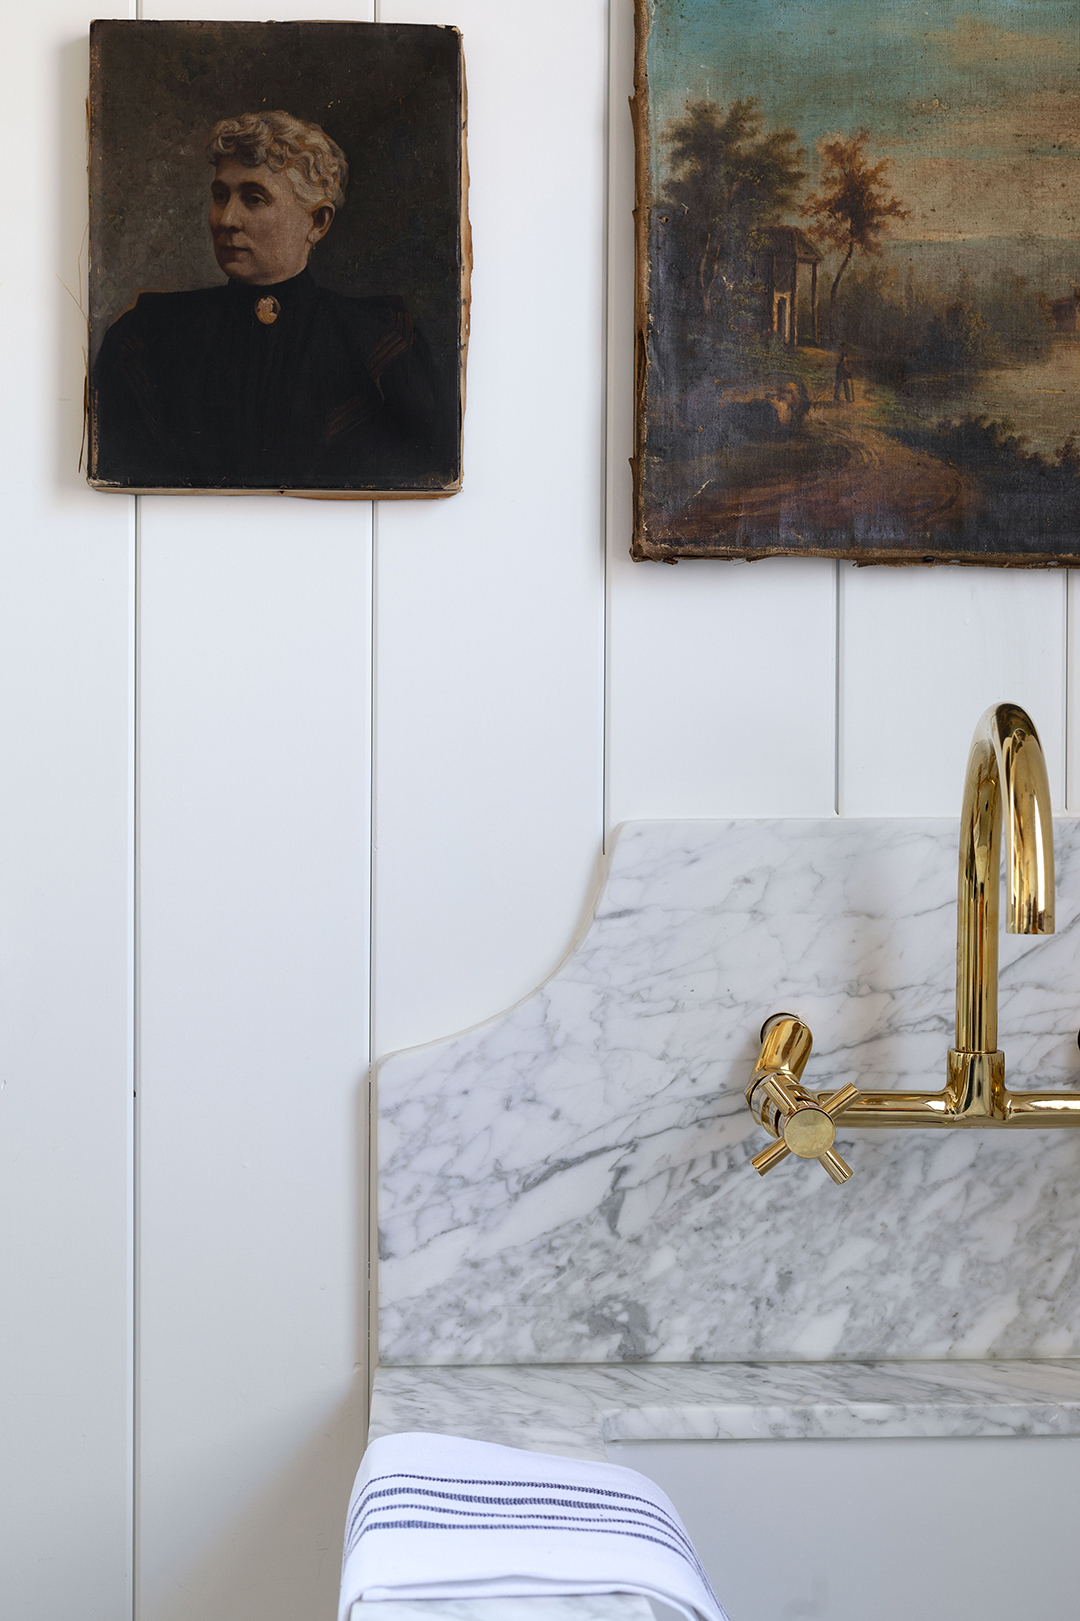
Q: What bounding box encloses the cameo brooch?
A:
[255,296,282,326]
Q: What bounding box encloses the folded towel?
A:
[339,1432,728,1621]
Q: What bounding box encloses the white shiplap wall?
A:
[0,5,134,1618]
[2,2,1076,1620]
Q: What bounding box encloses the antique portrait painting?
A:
[88,21,467,497]
[633,0,1080,562]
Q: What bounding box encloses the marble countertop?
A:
[369,1358,1080,1460]
[355,1359,1080,1618]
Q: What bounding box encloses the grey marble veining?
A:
[369,1361,1080,1455]
[377,819,1080,1365]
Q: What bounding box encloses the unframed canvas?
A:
[88,20,468,498]
[632,0,1080,564]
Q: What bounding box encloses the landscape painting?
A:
[632,0,1080,563]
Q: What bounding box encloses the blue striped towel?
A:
[339,1432,728,1621]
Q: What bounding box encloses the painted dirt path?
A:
[657,385,979,547]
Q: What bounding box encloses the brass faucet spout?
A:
[743,704,1069,1186]
[954,703,1054,1061]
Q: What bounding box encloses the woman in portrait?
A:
[91,112,449,492]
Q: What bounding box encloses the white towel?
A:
[339,1432,728,1621]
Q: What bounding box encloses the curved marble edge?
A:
[369,1360,1080,1459]
[374,824,627,1068]
[377,818,1080,1367]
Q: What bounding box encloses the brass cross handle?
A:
[745,1014,861,1184]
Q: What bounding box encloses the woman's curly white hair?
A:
[207,111,348,211]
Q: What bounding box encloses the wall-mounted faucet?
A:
[747,702,1080,1184]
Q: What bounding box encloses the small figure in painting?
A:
[833,352,854,404]
[92,112,446,490]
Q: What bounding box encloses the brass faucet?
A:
[747,703,1080,1184]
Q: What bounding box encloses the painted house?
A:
[753,226,822,347]
[1050,289,1080,334]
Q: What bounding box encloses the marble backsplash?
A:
[376,819,1080,1365]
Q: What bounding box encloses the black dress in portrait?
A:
[90,268,458,492]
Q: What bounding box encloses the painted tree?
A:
[802,132,909,338]
[662,98,805,327]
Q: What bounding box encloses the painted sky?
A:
[647,0,1080,239]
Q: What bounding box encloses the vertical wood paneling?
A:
[137,501,371,1621]
[604,1,837,827]
[606,555,839,821]
[137,8,375,1619]
[0,7,135,1619]
[373,0,607,1056]
[1066,571,1079,812]
[841,567,1067,815]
